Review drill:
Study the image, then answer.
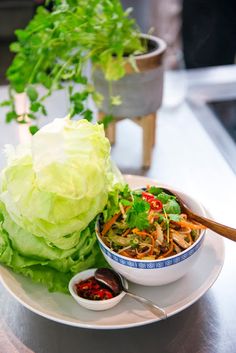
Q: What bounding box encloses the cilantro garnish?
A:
[126,196,150,230]
[148,186,163,196]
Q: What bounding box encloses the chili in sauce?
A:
[75,276,115,300]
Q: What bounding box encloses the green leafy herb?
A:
[98,114,114,129]
[156,192,172,204]
[29,125,39,135]
[120,199,132,207]
[120,184,132,200]
[126,196,150,230]
[26,86,38,102]
[6,111,18,123]
[111,95,122,106]
[164,199,181,214]
[3,0,145,131]
[168,214,181,222]
[148,186,163,196]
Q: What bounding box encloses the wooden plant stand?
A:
[98,112,157,169]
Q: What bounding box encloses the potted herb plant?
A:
[93,33,166,119]
[2,0,166,135]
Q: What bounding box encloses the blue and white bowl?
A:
[96,186,206,286]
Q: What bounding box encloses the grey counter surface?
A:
[0,66,236,353]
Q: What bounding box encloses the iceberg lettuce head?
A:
[0,118,121,292]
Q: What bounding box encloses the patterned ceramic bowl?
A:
[96,187,206,286]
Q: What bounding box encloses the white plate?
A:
[0,175,225,329]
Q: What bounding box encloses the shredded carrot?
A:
[119,250,132,258]
[122,228,131,237]
[101,212,121,237]
[132,228,149,236]
[173,220,206,230]
[159,239,174,259]
[132,228,155,255]
[136,248,151,259]
[151,230,157,240]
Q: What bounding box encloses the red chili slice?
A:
[150,199,163,211]
[142,192,163,211]
[93,289,114,300]
[75,276,114,300]
[101,289,114,300]
[142,192,155,201]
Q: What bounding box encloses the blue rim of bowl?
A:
[96,234,204,269]
[95,185,206,269]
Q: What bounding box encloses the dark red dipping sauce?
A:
[75,276,115,300]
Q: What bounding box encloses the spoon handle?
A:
[190,212,236,242]
[125,290,167,320]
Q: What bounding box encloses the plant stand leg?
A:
[98,111,157,168]
[151,112,157,147]
[141,114,154,169]
[134,113,155,169]
[98,112,116,145]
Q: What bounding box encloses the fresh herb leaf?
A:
[28,113,37,120]
[26,87,38,102]
[3,0,145,127]
[6,111,18,123]
[148,186,163,196]
[0,100,11,107]
[120,199,132,206]
[30,102,41,112]
[83,109,93,122]
[111,95,122,106]
[29,125,39,135]
[168,214,181,222]
[98,114,114,129]
[9,42,21,53]
[126,196,150,230]
[120,184,132,199]
[92,92,103,107]
[164,199,181,214]
[156,192,172,204]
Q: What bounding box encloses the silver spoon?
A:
[95,268,167,320]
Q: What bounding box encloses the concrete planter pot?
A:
[93,34,167,118]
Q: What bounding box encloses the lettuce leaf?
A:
[0,118,121,292]
[0,118,114,249]
[0,209,107,293]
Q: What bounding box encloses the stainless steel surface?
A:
[0,66,236,352]
[208,100,236,143]
[187,65,236,174]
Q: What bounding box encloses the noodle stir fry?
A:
[99,186,205,260]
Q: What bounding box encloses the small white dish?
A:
[68,268,128,311]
